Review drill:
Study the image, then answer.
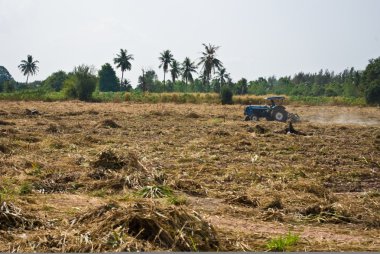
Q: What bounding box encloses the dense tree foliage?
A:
[0,66,13,84]
[43,71,67,91]
[98,63,119,92]
[137,69,158,92]
[362,57,380,104]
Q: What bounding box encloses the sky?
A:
[1,0,380,86]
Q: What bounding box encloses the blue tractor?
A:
[244,96,299,122]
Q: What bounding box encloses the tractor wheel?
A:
[272,108,288,122]
[244,115,251,121]
[251,115,259,121]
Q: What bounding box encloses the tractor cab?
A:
[266,96,285,107]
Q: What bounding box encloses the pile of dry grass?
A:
[0,110,8,116]
[25,108,40,115]
[96,119,121,128]
[186,112,201,118]
[0,202,43,230]
[301,203,353,224]
[226,195,259,208]
[173,179,207,197]
[0,120,15,126]
[92,149,131,171]
[0,144,10,154]
[69,201,219,251]
[211,129,231,136]
[46,124,60,133]
[89,148,163,190]
[33,172,80,193]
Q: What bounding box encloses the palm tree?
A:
[18,55,39,84]
[170,60,181,83]
[113,49,134,85]
[198,43,223,84]
[158,50,174,85]
[181,57,197,85]
[216,68,230,87]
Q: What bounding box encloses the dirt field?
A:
[0,101,379,251]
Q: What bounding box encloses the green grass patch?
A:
[19,182,33,195]
[266,232,300,251]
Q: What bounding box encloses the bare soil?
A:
[0,101,379,251]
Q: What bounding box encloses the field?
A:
[0,101,379,251]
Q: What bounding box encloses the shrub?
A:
[221,87,233,105]
[63,75,78,99]
[63,65,97,101]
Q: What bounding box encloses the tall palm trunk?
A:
[121,71,124,85]
[163,71,166,86]
[26,74,29,84]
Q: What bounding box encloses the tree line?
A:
[0,44,379,104]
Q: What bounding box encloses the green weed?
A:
[19,182,33,195]
[266,232,300,251]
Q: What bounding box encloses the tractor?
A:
[244,96,300,122]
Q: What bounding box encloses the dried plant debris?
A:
[97,119,121,128]
[46,124,60,133]
[91,149,146,172]
[226,195,259,207]
[186,112,201,118]
[25,108,40,115]
[1,101,380,251]
[0,202,43,230]
[0,144,10,154]
[33,172,80,193]
[301,203,353,224]
[0,120,15,126]
[173,179,207,197]
[69,202,219,251]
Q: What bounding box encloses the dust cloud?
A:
[304,113,380,126]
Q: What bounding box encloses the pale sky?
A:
[1,0,380,85]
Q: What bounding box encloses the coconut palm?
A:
[113,49,134,85]
[216,68,230,87]
[181,57,197,85]
[18,55,39,84]
[158,50,174,85]
[198,43,223,84]
[170,60,181,83]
